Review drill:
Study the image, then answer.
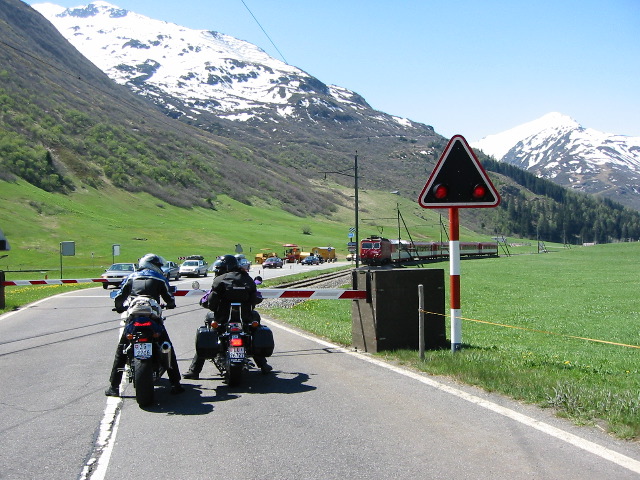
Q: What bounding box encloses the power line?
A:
[240,0,289,65]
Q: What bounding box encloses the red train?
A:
[360,236,498,265]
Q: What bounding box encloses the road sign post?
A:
[417,135,500,352]
[59,241,75,279]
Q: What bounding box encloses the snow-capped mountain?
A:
[31,2,640,210]
[32,1,427,133]
[472,113,640,209]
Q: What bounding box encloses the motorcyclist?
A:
[105,253,185,397]
[183,254,272,379]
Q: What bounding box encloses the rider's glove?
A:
[166,302,176,310]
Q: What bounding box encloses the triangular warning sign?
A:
[418,135,500,208]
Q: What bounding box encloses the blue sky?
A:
[28,0,640,142]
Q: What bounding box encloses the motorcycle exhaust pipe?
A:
[161,341,172,369]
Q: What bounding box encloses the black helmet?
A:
[139,253,165,274]
[214,254,238,274]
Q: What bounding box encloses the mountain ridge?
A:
[472,112,640,209]
[4,0,640,247]
[32,1,425,133]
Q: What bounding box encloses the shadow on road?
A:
[138,368,317,415]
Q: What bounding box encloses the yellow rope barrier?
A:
[419,310,640,350]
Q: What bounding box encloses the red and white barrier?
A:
[2,278,106,286]
[260,289,366,299]
[0,279,366,300]
[173,289,207,297]
[175,288,367,299]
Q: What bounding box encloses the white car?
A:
[179,259,208,277]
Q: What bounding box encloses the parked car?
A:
[162,261,180,281]
[301,255,320,265]
[262,257,284,268]
[101,262,137,289]
[179,258,208,277]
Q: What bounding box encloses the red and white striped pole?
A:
[449,207,462,352]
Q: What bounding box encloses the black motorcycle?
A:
[112,294,174,406]
[195,302,274,386]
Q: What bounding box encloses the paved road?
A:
[1,270,639,479]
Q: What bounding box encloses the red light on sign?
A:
[472,184,487,199]
[433,184,448,200]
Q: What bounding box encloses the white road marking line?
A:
[267,319,640,475]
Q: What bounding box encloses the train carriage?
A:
[360,236,497,265]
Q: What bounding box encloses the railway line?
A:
[269,269,353,289]
[260,269,354,309]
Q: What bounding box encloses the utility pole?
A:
[319,151,360,267]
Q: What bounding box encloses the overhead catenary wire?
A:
[240,0,289,65]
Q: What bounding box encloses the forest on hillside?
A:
[484,159,640,244]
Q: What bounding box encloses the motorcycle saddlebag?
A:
[195,326,219,359]
[252,325,274,357]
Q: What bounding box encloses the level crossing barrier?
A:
[0,276,366,308]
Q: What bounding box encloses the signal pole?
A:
[417,135,501,353]
[449,208,461,352]
[354,151,359,268]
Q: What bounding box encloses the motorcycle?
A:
[111,292,174,407]
[193,283,274,387]
[211,302,253,386]
[192,278,274,386]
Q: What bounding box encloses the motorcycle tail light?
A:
[133,321,152,327]
[230,337,243,347]
[138,338,149,342]
[126,334,134,340]
[211,321,219,329]
[152,332,161,339]
[250,321,260,328]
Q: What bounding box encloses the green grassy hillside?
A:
[0,179,488,279]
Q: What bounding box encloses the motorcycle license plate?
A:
[134,342,153,359]
[228,346,245,360]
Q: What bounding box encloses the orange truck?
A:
[283,244,301,263]
[311,246,336,262]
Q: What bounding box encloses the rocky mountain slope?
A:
[4,0,640,245]
[32,1,443,200]
[472,113,640,210]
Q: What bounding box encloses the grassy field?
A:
[0,178,484,278]
[265,243,640,441]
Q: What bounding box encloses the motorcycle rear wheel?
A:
[226,362,243,387]
[133,358,154,407]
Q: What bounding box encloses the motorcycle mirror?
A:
[254,275,263,285]
[192,281,200,290]
[109,290,118,299]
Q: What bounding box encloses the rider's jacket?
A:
[114,268,175,312]
[204,269,262,321]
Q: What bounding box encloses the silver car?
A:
[161,261,181,281]
[179,259,208,277]
[100,263,137,289]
